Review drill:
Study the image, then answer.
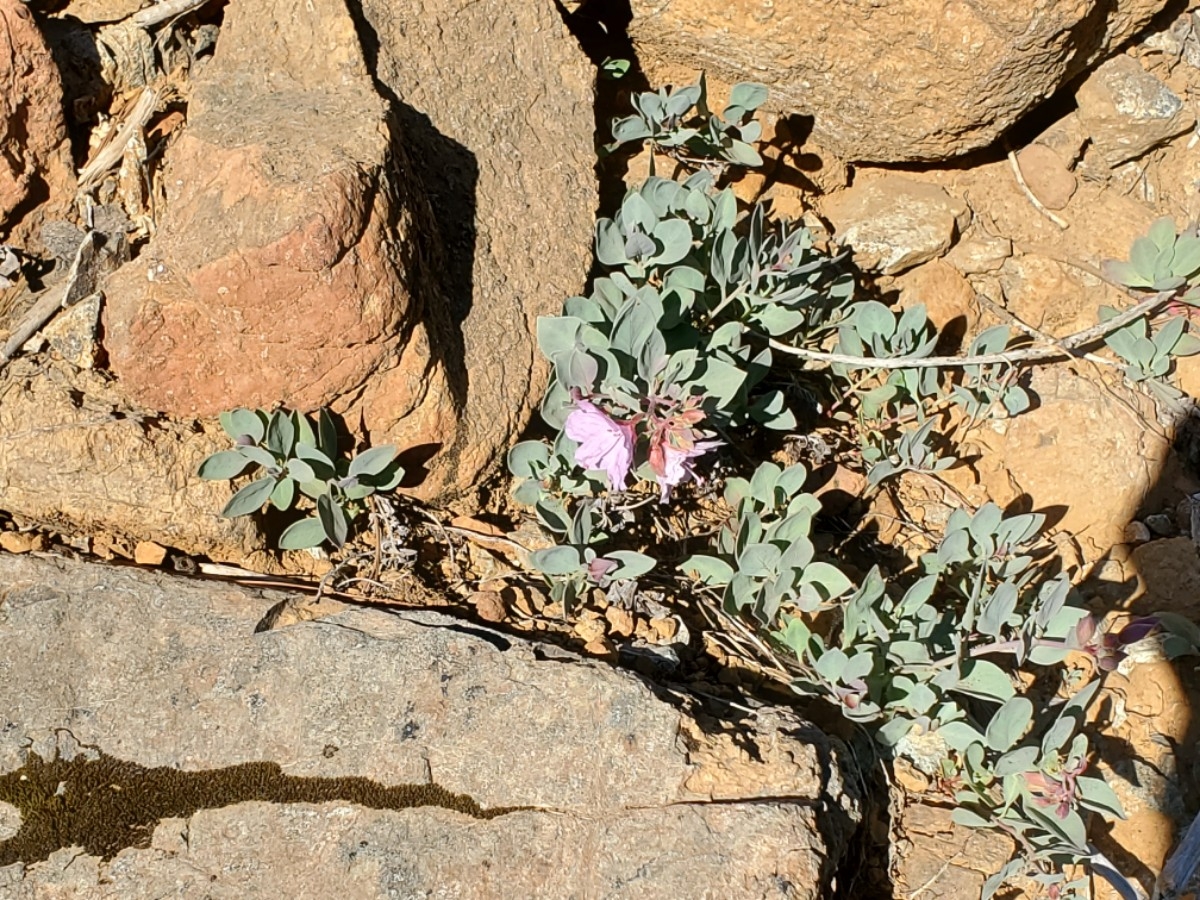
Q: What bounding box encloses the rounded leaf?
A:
[269,477,296,511]
[220,408,265,443]
[220,477,276,518]
[198,450,253,481]
[985,697,1033,752]
[348,445,398,478]
[529,545,583,577]
[317,493,350,548]
[279,516,328,550]
[266,409,296,457]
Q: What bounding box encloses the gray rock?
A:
[821,176,970,275]
[0,555,858,898]
[1146,512,1176,536]
[1076,54,1196,168]
[356,0,598,501]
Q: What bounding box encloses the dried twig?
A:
[131,0,215,29]
[767,291,1170,369]
[1007,148,1069,230]
[77,87,159,190]
[0,233,101,370]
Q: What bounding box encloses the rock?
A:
[467,590,506,623]
[102,0,595,504]
[894,260,981,352]
[28,293,101,369]
[995,253,1102,337]
[0,554,859,897]
[133,541,167,566]
[1124,521,1153,544]
[103,0,458,479]
[1075,54,1196,169]
[975,367,1169,560]
[943,235,1012,275]
[627,0,1168,163]
[821,176,969,275]
[0,801,18,842]
[893,804,1016,899]
[1015,143,1077,210]
[0,360,262,562]
[604,605,635,638]
[355,0,597,500]
[58,0,147,24]
[0,0,74,231]
[1145,513,1175,537]
[0,533,34,554]
[1131,537,1200,620]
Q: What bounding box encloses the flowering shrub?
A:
[501,75,1187,900]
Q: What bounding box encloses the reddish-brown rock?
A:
[0,0,73,232]
[103,0,596,502]
[102,0,456,481]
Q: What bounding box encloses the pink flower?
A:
[657,439,721,502]
[565,399,635,490]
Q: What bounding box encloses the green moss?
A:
[0,751,520,866]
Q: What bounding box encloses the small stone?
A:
[892,758,931,794]
[0,531,33,553]
[1145,513,1175,537]
[648,616,679,643]
[1124,521,1153,545]
[468,590,507,623]
[604,606,635,638]
[943,236,1012,275]
[134,540,168,566]
[821,175,970,275]
[1075,54,1196,168]
[573,616,607,643]
[1015,144,1077,210]
[583,637,614,657]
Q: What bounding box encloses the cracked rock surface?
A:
[0,555,859,898]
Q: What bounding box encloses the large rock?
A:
[102,0,596,502]
[0,359,261,561]
[820,175,970,274]
[0,554,859,898]
[103,0,461,480]
[356,0,597,497]
[973,367,1169,560]
[628,0,1170,163]
[1075,54,1196,169]
[0,0,74,231]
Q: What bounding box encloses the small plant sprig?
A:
[770,503,1139,898]
[608,75,767,171]
[681,461,853,624]
[199,407,403,550]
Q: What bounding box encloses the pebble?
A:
[583,637,614,657]
[134,540,168,566]
[468,590,507,623]
[0,532,34,553]
[604,606,635,638]
[573,617,607,643]
[1124,521,1153,544]
[649,616,679,643]
[1145,513,1175,537]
